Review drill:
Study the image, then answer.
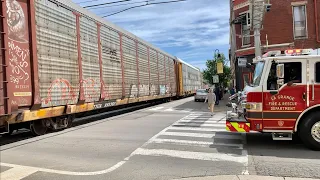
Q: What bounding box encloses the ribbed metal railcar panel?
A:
[168,58,176,94]
[35,0,79,107]
[182,64,201,92]
[80,16,100,102]
[182,63,187,91]
[158,53,165,86]
[122,36,138,98]
[165,57,170,92]
[100,26,122,100]
[149,49,159,95]
[53,0,175,62]
[138,44,149,96]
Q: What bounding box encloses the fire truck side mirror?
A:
[277,79,284,86]
[276,64,284,79]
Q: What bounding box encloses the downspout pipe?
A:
[315,0,320,43]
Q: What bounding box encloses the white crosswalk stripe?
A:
[148,107,193,113]
[132,112,249,174]
[160,132,244,139]
[0,166,38,180]
[151,138,244,148]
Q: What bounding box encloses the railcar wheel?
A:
[300,112,320,151]
[66,115,75,128]
[30,120,48,136]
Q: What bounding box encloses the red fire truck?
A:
[226,49,320,150]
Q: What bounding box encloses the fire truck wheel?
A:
[300,113,320,151]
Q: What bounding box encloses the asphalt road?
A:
[0,96,320,180]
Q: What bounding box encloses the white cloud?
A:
[74,0,230,69]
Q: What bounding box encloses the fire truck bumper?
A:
[226,111,251,133]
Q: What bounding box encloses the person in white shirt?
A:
[204,88,216,116]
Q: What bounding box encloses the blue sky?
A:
[73,0,230,70]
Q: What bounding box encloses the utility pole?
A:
[250,0,270,57]
[230,0,237,87]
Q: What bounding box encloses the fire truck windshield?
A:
[252,61,265,86]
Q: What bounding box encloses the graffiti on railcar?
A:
[102,46,119,62]
[83,78,101,102]
[6,0,33,106]
[150,84,156,96]
[42,78,78,107]
[128,84,158,97]
[166,83,171,94]
[6,0,27,43]
[8,41,30,85]
[129,84,138,98]
[100,82,111,100]
[160,85,166,95]
[139,84,149,96]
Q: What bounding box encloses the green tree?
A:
[202,53,231,88]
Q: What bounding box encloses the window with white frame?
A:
[241,13,250,46]
[293,5,307,38]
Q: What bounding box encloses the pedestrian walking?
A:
[204,88,216,116]
[214,86,220,105]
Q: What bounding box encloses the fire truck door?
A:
[309,60,320,107]
[263,61,307,130]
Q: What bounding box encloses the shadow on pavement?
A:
[246,132,320,159]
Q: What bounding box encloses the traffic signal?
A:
[265,4,271,12]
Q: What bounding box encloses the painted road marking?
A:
[160,132,244,140]
[178,120,226,124]
[149,107,193,112]
[134,112,249,175]
[0,166,38,180]
[132,148,248,163]
[149,106,164,111]
[167,127,227,132]
[0,113,196,178]
[151,138,244,148]
[173,123,226,127]
[0,112,248,179]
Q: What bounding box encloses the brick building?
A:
[229,0,320,91]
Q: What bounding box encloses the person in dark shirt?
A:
[214,86,220,105]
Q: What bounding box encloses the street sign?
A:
[212,75,219,83]
[238,58,247,67]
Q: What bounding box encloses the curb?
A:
[172,175,320,180]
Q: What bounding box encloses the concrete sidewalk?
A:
[173,175,320,180]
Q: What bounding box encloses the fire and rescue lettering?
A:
[269,95,297,111]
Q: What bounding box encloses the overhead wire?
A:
[90,0,157,10]
[101,0,187,17]
[83,0,132,8]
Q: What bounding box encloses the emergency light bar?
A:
[261,48,313,57]
[285,49,312,56]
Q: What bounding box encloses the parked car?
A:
[194,89,208,102]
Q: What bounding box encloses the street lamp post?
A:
[213,49,221,87]
[214,49,221,58]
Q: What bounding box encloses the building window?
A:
[293,5,307,38]
[316,62,320,83]
[242,24,250,46]
[241,12,251,46]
